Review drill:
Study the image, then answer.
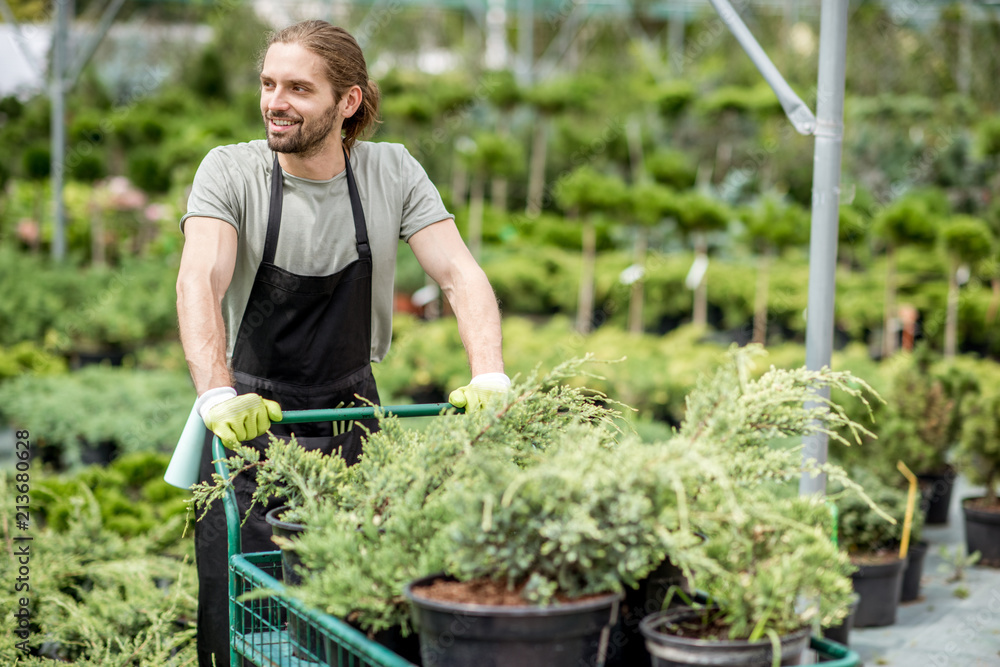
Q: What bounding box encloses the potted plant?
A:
[401,346,877,667]
[956,386,1000,566]
[403,432,708,667]
[194,359,628,662]
[196,350,882,667]
[638,494,853,667]
[633,347,880,667]
[869,346,977,524]
[834,467,922,627]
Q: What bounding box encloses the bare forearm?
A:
[443,266,504,377]
[177,277,232,394]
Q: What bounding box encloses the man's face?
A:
[260,42,341,157]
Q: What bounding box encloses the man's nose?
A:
[267,87,290,110]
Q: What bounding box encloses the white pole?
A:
[799,0,850,496]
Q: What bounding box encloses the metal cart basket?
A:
[213,404,861,667]
[213,403,451,667]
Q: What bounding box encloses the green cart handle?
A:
[212,402,462,560]
[275,402,462,423]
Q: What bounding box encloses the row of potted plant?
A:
[195,349,888,666]
[832,343,1000,570]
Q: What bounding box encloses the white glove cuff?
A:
[470,373,511,389]
[195,387,238,423]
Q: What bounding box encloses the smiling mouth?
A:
[267,117,300,131]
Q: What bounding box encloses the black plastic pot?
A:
[918,469,955,525]
[850,556,905,628]
[963,497,1000,567]
[610,558,691,667]
[79,439,118,466]
[639,606,811,666]
[264,507,318,660]
[822,593,860,647]
[264,506,306,585]
[900,540,929,602]
[404,573,622,667]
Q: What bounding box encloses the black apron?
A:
[194,150,380,667]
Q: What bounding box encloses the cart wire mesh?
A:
[214,404,454,667]
[229,551,415,667]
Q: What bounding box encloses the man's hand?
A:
[448,373,511,412]
[196,388,282,447]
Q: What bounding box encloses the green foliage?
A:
[463,132,524,177]
[654,80,695,118]
[873,195,939,248]
[553,165,628,217]
[675,191,731,236]
[0,342,67,381]
[482,69,523,109]
[696,84,782,117]
[526,77,591,115]
[833,347,980,479]
[67,152,108,182]
[693,494,855,639]
[977,115,1000,159]
[22,144,51,180]
[645,150,696,190]
[69,110,106,146]
[0,247,179,348]
[940,215,995,265]
[877,350,966,474]
[445,435,707,603]
[956,386,1000,502]
[32,452,189,544]
[205,360,622,632]
[834,467,922,555]
[630,182,683,227]
[203,350,877,644]
[0,367,193,467]
[0,470,196,665]
[126,150,172,193]
[190,46,230,102]
[741,193,810,252]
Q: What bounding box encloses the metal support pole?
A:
[51,0,71,261]
[67,0,127,87]
[799,0,849,497]
[706,0,815,135]
[517,0,534,85]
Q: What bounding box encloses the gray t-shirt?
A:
[181,139,451,363]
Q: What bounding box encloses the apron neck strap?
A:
[263,148,371,265]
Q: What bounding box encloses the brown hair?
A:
[265,20,381,149]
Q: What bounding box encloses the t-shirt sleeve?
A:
[398,146,452,242]
[179,148,244,235]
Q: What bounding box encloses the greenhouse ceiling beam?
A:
[534,4,591,79]
[67,0,127,87]
[0,0,45,78]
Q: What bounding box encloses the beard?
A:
[264,104,340,157]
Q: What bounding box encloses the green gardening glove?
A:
[448,373,512,412]
[197,388,282,447]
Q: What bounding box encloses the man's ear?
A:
[341,85,363,118]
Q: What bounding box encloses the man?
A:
[176,20,509,667]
